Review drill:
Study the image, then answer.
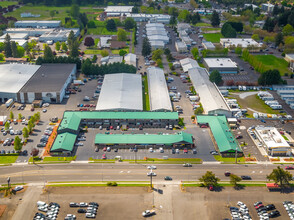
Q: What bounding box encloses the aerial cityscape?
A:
[0,0,294,219]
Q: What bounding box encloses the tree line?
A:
[0,34,25,59]
[81,58,136,75]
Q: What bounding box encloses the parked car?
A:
[235,135,243,139]
[142,209,155,217]
[265,204,275,211]
[69,202,79,207]
[102,154,106,160]
[77,209,87,213]
[285,166,294,170]
[210,150,218,155]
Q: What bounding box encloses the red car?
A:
[208,185,214,191]
[224,171,231,177]
[110,126,114,129]
[255,204,264,209]
[103,147,107,151]
[285,166,294,170]
[235,135,243,139]
[200,125,208,128]
[183,148,188,153]
[102,154,106,160]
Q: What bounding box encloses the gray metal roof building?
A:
[15,20,61,28]
[0,64,40,102]
[96,73,143,111]
[188,67,231,117]
[18,64,76,104]
[147,67,172,112]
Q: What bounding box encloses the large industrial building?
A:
[175,41,187,53]
[202,41,215,50]
[0,33,28,47]
[104,6,133,17]
[14,20,61,28]
[254,126,292,156]
[127,14,170,23]
[147,67,172,112]
[124,53,137,67]
[96,73,143,111]
[220,38,261,50]
[189,67,232,117]
[51,111,179,155]
[145,23,169,50]
[180,58,199,72]
[196,115,242,157]
[0,64,40,103]
[203,58,238,74]
[0,63,76,104]
[18,64,76,104]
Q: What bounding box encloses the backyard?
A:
[254,55,291,75]
[203,33,223,43]
[0,1,18,7]
[195,22,212,27]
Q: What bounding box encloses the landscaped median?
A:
[28,156,76,164]
[0,155,19,165]
[46,181,150,187]
[182,181,268,187]
[213,155,246,164]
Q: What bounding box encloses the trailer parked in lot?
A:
[5,99,13,108]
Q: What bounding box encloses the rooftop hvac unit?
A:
[220,63,223,66]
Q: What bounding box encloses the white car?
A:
[142,209,155,217]
[149,148,153,153]
[147,166,157,170]
[147,172,156,176]
[86,213,95,218]
[42,109,47,113]
[14,186,24,191]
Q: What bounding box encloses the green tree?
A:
[50,10,55,19]
[258,69,283,86]
[235,47,242,55]
[194,105,203,115]
[101,49,109,57]
[169,15,177,27]
[27,122,33,133]
[221,23,236,38]
[22,127,29,139]
[152,49,163,61]
[210,10,220,27]
[164,48,170,55]
[0,53,4,61]
[282,24,294,36]
[17,46,25,58]
[4,121,9,131]
[199,171,220,187]
[18,113,22,120]
[34,112,40,121]
[67,31,76,50]
[11,41,17,58]
[178,9,190,22]
[230,174,242,187]
[251,34,260,41]
[70,4,80,18]
[44,45,54,60]
[119,49,128,59]
[69,40,79,58]
[14,136,22,151]
[9,111,14,120]
[4,34,12,57]
[55,41,60,51]
[124,17,136,30]
[275,32,284,47]
[267,166,293,187]
[191,47,199,60]
[61,42,68,52]
[209,70,222,85]
[117,28,127,41]
[87,20,96,28]
[142,37,151,57]
[106,19,116,32]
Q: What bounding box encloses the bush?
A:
[107,182,117,186]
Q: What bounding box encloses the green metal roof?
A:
[58,111,178,132]
[196,115,242,153]
[50,132,77,152]
[94,132,193,145]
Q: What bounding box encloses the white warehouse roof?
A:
[188,67,231,116]
[0,64,40,94]
[220,38,261,48]
[105,6,133,13]
[180,58,199,72]
[203,58,238,68]
[0,33,28,40]
[96,73,143,111]
[124,53,136,67]
[147,67,172,111]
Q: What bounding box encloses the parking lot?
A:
[3,185,294,220]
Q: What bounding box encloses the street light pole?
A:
[235,147,238,164]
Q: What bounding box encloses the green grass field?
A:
[203,33,223,43]
[195,22,212,27]
[84,49,103,55]
[254,55,291,75]
[43,156,76,162]
[214,155,245,163]
[111,48,129,54]
[202,27,221,32]
[142,75,150,111]
[0,156,18,164]
[88,27,118,35]
[0,1,18,7]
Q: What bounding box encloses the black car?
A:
[241,175,251,180]
[49,202,60,208]
[265,204,275,211]
[114,148,118,152]
[77,209,87,213]
[22,150,28,156]
[164,176,172,181]
[172,149,175,154]
[269,210,280,218]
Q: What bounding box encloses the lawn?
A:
[231,94,282,115]
[214,155,245,163]
[94,38,99,46]
[203,33,223,43]
[88,27,118,35]
[111,48,129,54]
[0,156,18,164]
[43,156,76,162]
[5,6,71,22]
[84,49,103,55]
[195,22,212,27]
[254,55,291,75]
[202,27,221,32]
[0,1,18,7]
[142,75,150,111]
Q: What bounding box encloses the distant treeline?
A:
[18,0,141,6]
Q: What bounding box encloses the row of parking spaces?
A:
[253,201,280,219]
[35,201,99,220]
[95,148,197,154]
[283,201,294,219]
[38,126,54,148]
[230,201,252,220]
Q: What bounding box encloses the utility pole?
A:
[150,173,152,189]
[235,147,238,164]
